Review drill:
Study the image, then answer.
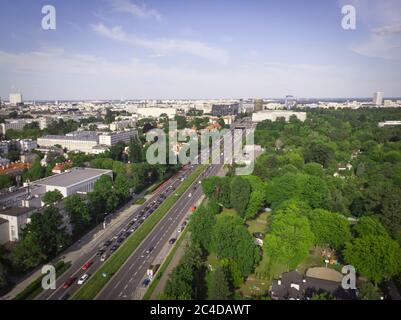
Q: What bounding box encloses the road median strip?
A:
[72,165,205,300]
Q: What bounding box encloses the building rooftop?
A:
[0,207,35,217]
[0,217,8,225]
[35,167,112,188]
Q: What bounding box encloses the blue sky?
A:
[0,0,400,100]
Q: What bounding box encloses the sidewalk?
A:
[2,192,152,300]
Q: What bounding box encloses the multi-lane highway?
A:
[37,166,196,301]
[37,120,251,300]
[96,123,250,300]
[96,164,222,300]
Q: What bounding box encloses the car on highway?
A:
[188,193,192,198]
[60,293,70,300]
[81,260,94,271]
[77,274,89,285]
[169,238,176,245]
[146,247,154,254]
[63,277,77,289]
[129,227,136,233]
[103,240,112,247]
[142,278,151,287]
[177,227,182,233]
[100,254,108,262]
[110,244,119,252]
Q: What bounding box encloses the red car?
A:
[81,260,94,271]
[63,277,77,289]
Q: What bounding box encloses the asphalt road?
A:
[96,164,222,300]
[96,125,248,300]
[37,166,195,301]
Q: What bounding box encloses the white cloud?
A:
[109,0,162,21]
[339,0,401,60]
[373,22,401,36]
[92,23,229,64]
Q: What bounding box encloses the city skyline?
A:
[1,0,401,100]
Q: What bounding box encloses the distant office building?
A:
[109,119,136,131]
[211,103,239,116]
[9,93,23,106]
[373,92,384,106]
[239,100,255,113]
[37,134,99,154]
[98,130,137,146]
[38,117,55,130]
[252,111,307,123]
[285,95,297,110]
[137,107,176,119]
[0,119,33,135]
[254,99,264,112]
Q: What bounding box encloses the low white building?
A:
[137,107,176,119]
[0,207,37,243]
[37,135,99,153]
[35,167,113,198]
[252,111,307,123]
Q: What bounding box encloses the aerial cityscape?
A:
[1,0,401,313]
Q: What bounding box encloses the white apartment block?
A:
[252,111,307,123]
[137,107,176,119]
[37,135,99,153]
[9,93,23,105]
[109,119,136,131]
[98,130,137,146]
[0,119,34,135]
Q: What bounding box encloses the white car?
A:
[77,274,89,285]
[188,193,192,198]
[100,254,107,262]
[177,227,182,233]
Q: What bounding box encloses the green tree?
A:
[129,138,143,163]
[12,206,69,271]
[343,235,401,285]
[358,282,381,300]
[190,205,217,251]
[208,266,232,300]
[218,177,231,208]
[353,216,389,238]
[42,190,63,205]
[212,216,259,277]
[307,209,351,249]
[230,176,251,218]
[201,176,220,199]
[115,174,131,202]
[65,195,90,234]
[264,207,315,270]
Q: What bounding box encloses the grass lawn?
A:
[246,211,270,235]
[72,165,205,300]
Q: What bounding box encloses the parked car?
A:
[169,238,176,245]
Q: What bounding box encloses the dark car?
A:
[169,238,176,245]
[60,293,70,300]
[63,277,77,289]
[110,245,119,252]
[146,247,154,254]
[104,240,112,247]
[142,278,151,287]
